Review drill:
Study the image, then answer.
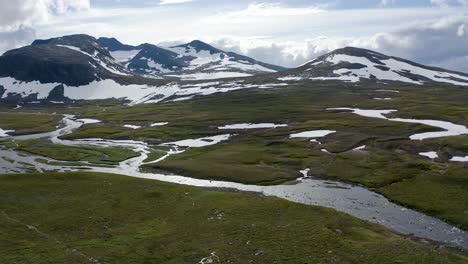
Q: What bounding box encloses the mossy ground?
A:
[0,172,466,263]
[14,139,139,165]
[1,80,467,230]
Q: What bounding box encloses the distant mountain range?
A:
[98,37,285,80]
[1,34,468,104]
[0,34,283,85]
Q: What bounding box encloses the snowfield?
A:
[167,72,252,80]
[0,77,290,106]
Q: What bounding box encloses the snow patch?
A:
[450,156,468,162]
[0,128,15,137]
[419,151,438,159]
[353,145,366,151]
[77,118,101,124]
[218,123,287,130]
[123,125,141,129]
[278,76,304,81]
[162,134,232,148]
[150,122,169,127]
[110,50,141,63]
[290,130,336,139]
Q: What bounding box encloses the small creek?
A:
[0,115,467,250]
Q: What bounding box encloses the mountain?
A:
[0,34,133,87]
[0,34,286,104]
[96,38,286,80]
[2,34,468,105]
[280,47,468,86]
[163,40,285,80]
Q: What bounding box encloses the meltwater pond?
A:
[0,115,467,250]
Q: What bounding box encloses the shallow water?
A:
[1,115,467,249]
[327,107,468,140]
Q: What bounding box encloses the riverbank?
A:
[1,172,467,263]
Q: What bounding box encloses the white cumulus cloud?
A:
[210,15,468,73]
[0,0,90,53]
[159,0,194,5]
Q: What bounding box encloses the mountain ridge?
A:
[1,34,468,105]
[280,46,468,86]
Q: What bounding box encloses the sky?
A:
[0,0,467,72]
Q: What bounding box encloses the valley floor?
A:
[1,79,468,262]
[1,172,467,263]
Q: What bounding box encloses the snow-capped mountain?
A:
[2,34,468,105]
[0,34,287,104]
[96,37,191,77]
[280,47,468,86]
[0,34,134,88]
[163,40,285,80]
[96,38,285,80]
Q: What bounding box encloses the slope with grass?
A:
[0,172,466,263]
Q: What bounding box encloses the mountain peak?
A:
[32,34,97,46]
[97,37,136,51]
[174,40,221,54]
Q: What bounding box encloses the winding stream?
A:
[1,115,467,250]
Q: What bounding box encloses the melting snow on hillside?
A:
[57,45,130,76]
[110,50,141,63]
[0,77,289,106]
[307,54,468,86]
[167,72,252,80]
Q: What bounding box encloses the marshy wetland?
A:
[1,81,468,262]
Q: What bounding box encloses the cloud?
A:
[0,26,36,55]
[209,15,468,73]
[0,0,89,53]
[0,0,90,29]
[457,23,466,36]
[380,0,395,6]
[204,2,324,23]
[159,0,194,5]
[0,1,466,73]
[431,0,468,7]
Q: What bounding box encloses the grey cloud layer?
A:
[211,16,468,72]
[0,1,467,73]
